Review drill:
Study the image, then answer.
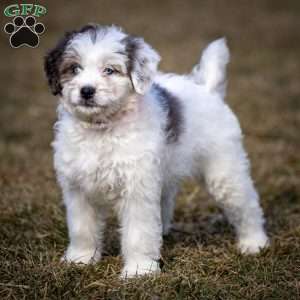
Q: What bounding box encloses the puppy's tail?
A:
[190,38,230,97]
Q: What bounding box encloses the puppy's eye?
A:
[71,64,82,75]
[103,67,115,75]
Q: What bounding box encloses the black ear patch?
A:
[44,31,75,95]
[122,36,138,74]
[121,35,140,89]
[44,24,99,96]
[122,35,160,95]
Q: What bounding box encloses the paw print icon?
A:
[4,16,45,48]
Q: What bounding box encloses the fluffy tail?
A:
[191,38,230,97]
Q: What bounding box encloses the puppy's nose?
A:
[80,86,96,100]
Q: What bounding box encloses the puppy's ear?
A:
[44,31,75,96]
[124,36,161,95]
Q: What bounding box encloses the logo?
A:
[3,4,47,48]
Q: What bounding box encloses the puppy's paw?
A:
[121,259,161,278]
[61,247,101,264]
[238,231,269,254]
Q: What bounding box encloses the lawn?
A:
[0,0,299,299]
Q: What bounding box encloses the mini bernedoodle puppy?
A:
[44,24,269,278]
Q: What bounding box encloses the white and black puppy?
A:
[44,24,269,278]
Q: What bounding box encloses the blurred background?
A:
[0,0,299,298]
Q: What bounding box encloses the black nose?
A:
[80,86,96,100]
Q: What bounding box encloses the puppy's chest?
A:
[55,133,132,198]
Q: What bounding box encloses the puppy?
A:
[44,24,269,277]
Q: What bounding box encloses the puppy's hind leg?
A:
[202,142,269,254]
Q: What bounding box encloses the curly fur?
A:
[44,25,269,278]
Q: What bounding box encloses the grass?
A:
[0,0,300,299]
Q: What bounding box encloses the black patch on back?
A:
[44,24,100,95]
[152,83,183,143]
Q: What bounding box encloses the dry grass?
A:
[0,0,299,299]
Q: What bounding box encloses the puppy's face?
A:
[45,25,160,123]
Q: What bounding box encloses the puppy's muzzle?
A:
[80,85,96,107]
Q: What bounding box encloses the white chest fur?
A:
[52,112,163,201]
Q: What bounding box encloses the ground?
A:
[0,0,299,299]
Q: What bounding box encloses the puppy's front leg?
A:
[119,164,162,278]
[61,185,104,264]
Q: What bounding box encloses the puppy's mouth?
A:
[64,94,137,128]
[81,101,96,108]
[74,98,121,119]
[78,98,106,109]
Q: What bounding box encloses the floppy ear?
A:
[124,36,161,95]
[44,31,75,95]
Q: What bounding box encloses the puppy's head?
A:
[44,24,160,123]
